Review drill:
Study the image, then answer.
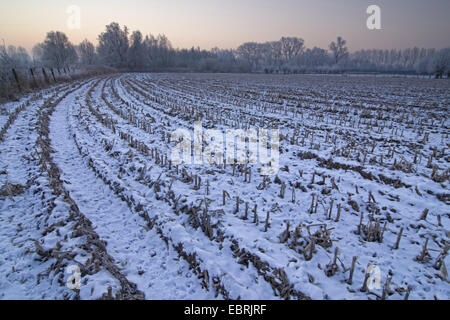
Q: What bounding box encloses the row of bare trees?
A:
[1,22,449,78]
[235,36,349,73]
[235,36,449,76]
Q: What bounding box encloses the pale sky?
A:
[0,0,449,52]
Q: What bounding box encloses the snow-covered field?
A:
[0,73,448,300]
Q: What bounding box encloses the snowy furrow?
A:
[31,78,144,300]
[0,80,125,299]
[0,82,80,299]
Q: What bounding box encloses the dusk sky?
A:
[1,0,449,52]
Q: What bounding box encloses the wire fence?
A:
[0,66,114,100]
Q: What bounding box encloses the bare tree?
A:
[1,45,30,69]
[236,42,260,70]
[296,47,331,71]
[156,34,174,67]
[77,39,96,65]
[38,31,78,68]
[280,37,304,63]
[127,31,146,70]
[97,22,129,68]
[0,44,31,86]
[329,36,348,65]
[431,48,450,78]
[265,41,282,68]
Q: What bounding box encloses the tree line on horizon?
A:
[1,22,450,78]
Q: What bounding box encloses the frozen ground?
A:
[0,73,448,300]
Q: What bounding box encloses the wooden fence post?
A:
[51,68,56,82]
[42,68,50,84]
[11,68,22,93]
[30,68,38,88]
